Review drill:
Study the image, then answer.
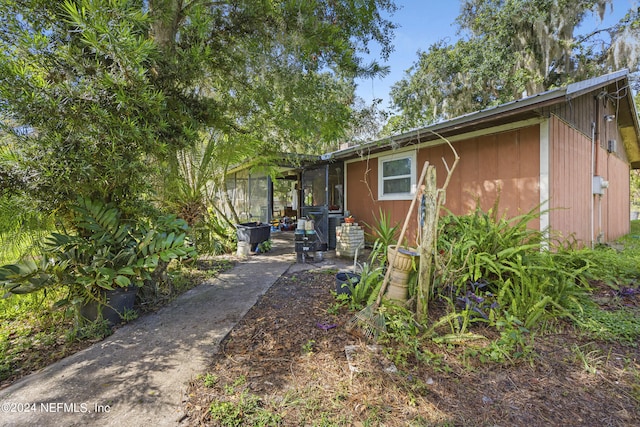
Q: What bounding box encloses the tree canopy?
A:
[0,0,397,219]
[389,0,640,131]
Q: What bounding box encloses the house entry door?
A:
[301,162,344,248]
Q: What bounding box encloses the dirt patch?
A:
[590,279,640,310]
[184,270,640,426]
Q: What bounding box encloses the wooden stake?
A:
[416,130,460,323]
[373,161,430,309]
[417,165,438,322]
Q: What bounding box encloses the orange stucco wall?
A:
[345,125,541,245]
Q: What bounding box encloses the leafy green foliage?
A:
[557,244,640,287]
[472,315,535,364]
[437,203,541,287]
[364,208,399,265]
[0,250,223,384]
[191,215,236,256]
[0,285,100,383]
[203,373,218,388]
[0,0,169,216]
[347,201,640,366]
[338,209,398,311]
[1,0,399,224]
[257,240,272,253]
[209,392,282,427]
[348,263,385,309]
[378,303,434,367]
[389,0,639,130]
[435,204,590,334]
[574,302,640,344]
[0,198,197,298]
[161,134,237,254]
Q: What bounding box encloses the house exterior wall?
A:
[595,89,631,242]
[551,86,629,160]
[599,146,631,241]
[551,91,595,137]
[547,110,630,245]
[346,111,630,247]
[345,125,541,244]
[548,115,593,244]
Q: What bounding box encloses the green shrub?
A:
[433,200,602,338]
[191,211,236,255]
[0,198,197,322]
[350,262,384,309]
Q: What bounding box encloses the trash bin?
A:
[236,222,271,252]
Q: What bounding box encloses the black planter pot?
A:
[236,222,271,252]
[336,272,360,296]
[80,286,138,326]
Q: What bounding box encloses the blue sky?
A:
[355,0,635,109]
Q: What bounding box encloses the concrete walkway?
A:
[0,233,351,426]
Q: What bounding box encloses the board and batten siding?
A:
[548,114,630,245]
[345,125,541,244]
[600,146,631,241]
[548,115,593,244]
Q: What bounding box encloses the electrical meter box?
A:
[592,176,609,195]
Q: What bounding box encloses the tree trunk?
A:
[148,0,184,52]
[417,165,437,323]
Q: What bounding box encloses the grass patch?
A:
[0,289,75,382]
[574,303,640,344]
[209,392,282,427]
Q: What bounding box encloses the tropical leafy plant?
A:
[0,198,197,299]
[365,208,400,265]
[347,262,385,309]
[431,199,594,339]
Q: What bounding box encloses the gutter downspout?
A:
[592,91,605,247]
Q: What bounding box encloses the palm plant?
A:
[159,132,239,255]
[365,208,400,266]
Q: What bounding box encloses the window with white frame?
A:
[378,151,416,200]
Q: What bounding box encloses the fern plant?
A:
[435,200,590,333]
